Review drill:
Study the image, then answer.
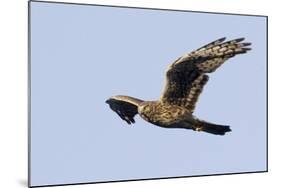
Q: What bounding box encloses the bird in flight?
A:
[106,37,251,135]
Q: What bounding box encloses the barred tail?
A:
[200,121,231,135]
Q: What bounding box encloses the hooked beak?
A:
[105,98,112,104]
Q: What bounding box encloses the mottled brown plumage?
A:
[106,37,251,135]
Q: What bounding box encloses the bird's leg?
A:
[187,116,204,132]
[195,127,203,132]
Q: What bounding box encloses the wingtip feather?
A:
[234,37,245,42]
[218,37,226,42]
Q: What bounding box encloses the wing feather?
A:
[106,95,143,124]
[185,74,209,113]
[161,37,251,112]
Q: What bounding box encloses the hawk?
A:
[106,37,251,135]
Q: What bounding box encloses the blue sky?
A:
[30,2,267,186]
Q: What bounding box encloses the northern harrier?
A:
[106,37,251,135]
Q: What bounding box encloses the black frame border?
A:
[28,1,268,187]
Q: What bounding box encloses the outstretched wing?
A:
[106,95,143,124]
[161,37,251,113]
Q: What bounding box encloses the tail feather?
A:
[200,121,231,135]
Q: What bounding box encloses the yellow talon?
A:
[195,127,203,131]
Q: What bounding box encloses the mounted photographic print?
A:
[28,1,268,187]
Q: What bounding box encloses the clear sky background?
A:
[30,1,267,186]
